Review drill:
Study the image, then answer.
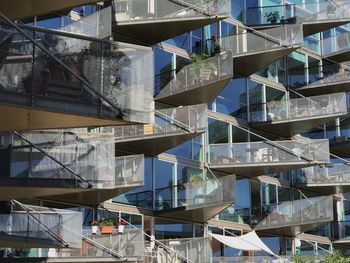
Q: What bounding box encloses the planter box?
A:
[99,226,114,234]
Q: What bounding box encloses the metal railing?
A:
[156,52,233,99]
[0,131,145,190]
[156,237,212,263]
[0,203,82,248]
[112,0,231,24]
[208,139,330,166]
[220,24,303,57]
[322,30,350,57]
[255,196,334,230]
[245,1,350,26]
[59,6,112,38]
[294,163,350,186]
[114,104,208,142]
[155,175,235,211]
[0,15,153,123]
[250,92,347,123]
[0,130,116,189]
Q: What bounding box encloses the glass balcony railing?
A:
[58,6,112,39]
[245,1,350,26]
[157,237,212,263]
[0,131,144,191]
[322,30,350,58]
[220,24,303,56]
[250,93,347,123]
[209,139,330,167]
[331,221,350,241]
[155,175,235,211]
[0,204,82,248]
[294,163,350,186]
[156,52,233,100]
[113,0,231,24]
[255,196,334,231]
[0,20,153,123]
[114,104,208,142]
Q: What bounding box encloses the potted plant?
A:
[99,218,114,234]
[265,11,280,24]
[90,220,99,234]
[117,220,126,234]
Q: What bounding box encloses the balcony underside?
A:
[0,99,130,132]
[233,47,299,77]
[330,140,350,158]
[0,0,101,20]
[155,203,231,224]
[41,185,143,207]
[250,115,344,137]
[113,16,226,45]
[115,131,205,156]
[303,20,350,37]
[256,221,329,237]
[211,162,313,177]
[333,238,350,248]
[0,178,89,201]
[325,49,350,63]
[155,79,231,107]
[295,183,350,195]
[0,234,63,249]
[295,81,350,96]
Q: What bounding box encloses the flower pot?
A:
[118,224,125,234]
[91,225,98,235]
[99,226,114,234]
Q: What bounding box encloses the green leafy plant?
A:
[98,218,114,226]
[265,11,280,24]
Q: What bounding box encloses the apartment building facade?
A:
[0,0,349,262]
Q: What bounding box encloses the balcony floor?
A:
[155,203,231,224]
[113,16,226,45]
[295,183,350,195]
[255,221,330,237]
[0,97,131,131]
[325,48,350,63]
[250,114,345,137]
[41,184,143,207]
[303,19,350,36]
[0,234,64,248]
[295,80,350,96]
[115,131,205,156]
[233,46,299,77]
[210,162,314,177]
[155,78,231,107]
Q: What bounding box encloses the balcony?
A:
[0,203,82,249]
[220,25,303,76]
[322,31,350,63]
[0,1,102,20]
[294,163,350,194]
[250,93,347,137]
[155,175,236,223]
[295,66,350,96]
[155,53,233,106]
[255,196,334,236]
[112,0,230,45]
[114,104,207,156]
[0,20,153,131]
[245,1,350,36]
[208,139,330,177]
[0,131,144,205]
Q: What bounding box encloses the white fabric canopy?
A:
[210,231,277,257]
